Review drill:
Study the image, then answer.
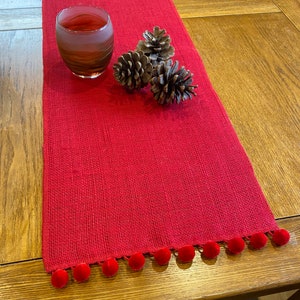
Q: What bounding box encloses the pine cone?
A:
[136,26,175,66]
[150,60,197,105]
[113,50,153,90]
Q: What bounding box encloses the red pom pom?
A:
[177,245,195,263]
[73,263,91,282]
[227,237,245,255]
[102,258,119,277]
[51,269,69,289]
[128,253,145,271]
[272,229,290,246]
[153,248,172,266]
[249,232,268,250]
[202,241,220,259]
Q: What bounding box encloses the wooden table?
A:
[1,1,299,299]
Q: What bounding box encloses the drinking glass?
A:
[56,6,114,78]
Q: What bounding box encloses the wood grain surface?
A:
[0,8,41,30]
[0,0,41,9]
[273,0,300,30]
[182,12,300,219]
[0,29,43,264]
[0,0,299,299]
[173,0,280,18]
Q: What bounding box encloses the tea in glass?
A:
[56,6,114,78]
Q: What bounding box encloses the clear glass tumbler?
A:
[56,6,114,79]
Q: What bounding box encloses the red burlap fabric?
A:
[42,0,278,272]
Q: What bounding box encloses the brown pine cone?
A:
[150,60,197,104]
[113,50,153,90]
[136,26,175,66]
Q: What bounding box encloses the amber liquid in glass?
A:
[61,14,106,31]
[56,11,114,78]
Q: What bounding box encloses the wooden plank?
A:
[0,8,41,31]
[273,0,300,31]
[0,0,41,9]
[182,13,300,218]
[173,0,280,18]
[0,217,299,300]
[0,29,43,264]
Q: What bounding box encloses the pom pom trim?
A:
[226,237,245,255]
[271,228,290,246]
[48,229,290,288]
[101,258,119,277]
[177,245,195,263]
[153,248,172,266]
[127,252,146,271]
[249,232,268,250]
[201,241,220,259]
[51,269,69,289]
[72,263,91,283]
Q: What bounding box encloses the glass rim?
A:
[56,5,111,34]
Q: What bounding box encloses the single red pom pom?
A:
[177,245,195,263]
[51,269,69,289]
[227,237,245,255]
[154,248,172,266]
[272,229,290,246]
[73,263,91,282]
[202,241,220,259]
[249,232,268,250]
[102,258,119,277]
[128,253,145,271]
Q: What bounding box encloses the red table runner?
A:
[42,0,286,286]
